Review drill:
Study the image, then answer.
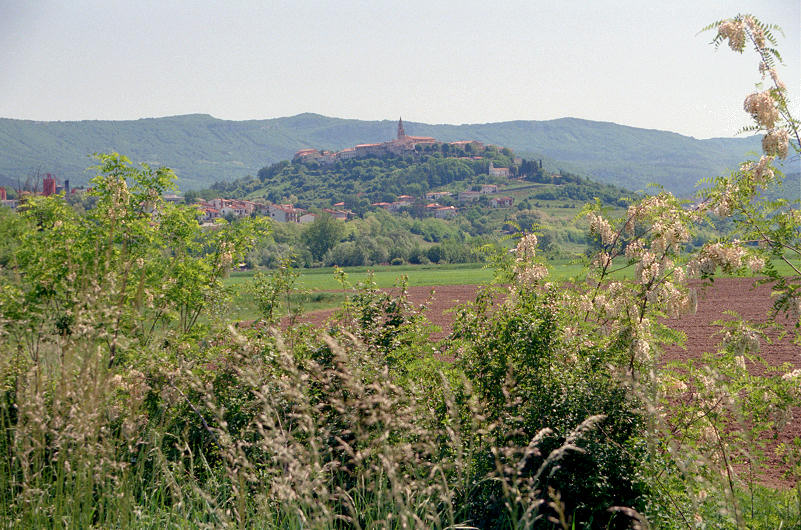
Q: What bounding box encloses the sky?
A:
[1,0,798,139]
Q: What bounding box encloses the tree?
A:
[301,213,345,261]
[1,153,269,365]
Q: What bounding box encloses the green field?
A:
[224,259,586,321]
[227,262,497,291]
[223,256,800,322]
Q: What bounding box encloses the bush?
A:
[451,286,650,527]
[323,241,367,267]
[426,245,443,263]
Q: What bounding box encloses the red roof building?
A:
[42,174,57,196]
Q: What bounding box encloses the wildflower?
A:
[624,240,643,259]
[744,16,766,48]
[587,213,615,246]
[745,255,765,273]
[734,355,747,370]
[741,155,775,186]
[712,180,737,217]
[718,19,746,51]
[723,328,760,355]
[781,369,801,381]
[762,128,789,158]
[743,91,779,129]
[769,69,787,90]
[701,242,746,271]
[515,233,538,261]
[635,251,661,284]
[632,338,650,362]
[516,264,548,286]
[663,375,688,393]
[587,213,615,245]
[592,251,612,270]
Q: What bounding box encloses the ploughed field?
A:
[286,277,800,486]
[289,278,799,368]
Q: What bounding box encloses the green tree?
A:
[301,213,345,261]
[0,153,269,366]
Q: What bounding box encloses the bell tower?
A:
[397,117,406,139]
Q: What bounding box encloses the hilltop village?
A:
[1,119,564,228]
[196,118,527,225]
[293,118,481,164]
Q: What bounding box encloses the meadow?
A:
[223,256,801,322]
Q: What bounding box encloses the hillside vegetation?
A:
[210,143,631,208]
[0,113,763,194]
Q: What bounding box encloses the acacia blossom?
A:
[516,263,548,287]
[740,155,775,186]
[745,255,765,273]
[515,233,538,262]
[587,213,615,246]
[761,128,789,158]
[743,16,766,48]
[743,91,779,129]
[769,69,787,90]
[722,327,760,355]
[513,233,547,287]
[717,19,746,51]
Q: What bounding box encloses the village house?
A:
[323,208,351,221]
[480,184,498,194]
[490,196,514,208]
[162,193,184,204]
[268,204,305,223]
[488,162,511,178]
[299,213,317,224]
[433,206,458,218]
[458,190,481,202]
[425,191,452,200]
[200,206,221,222]
[292,118,437,164]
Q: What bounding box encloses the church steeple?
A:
[397,117,406,139]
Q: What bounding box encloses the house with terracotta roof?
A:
[433,206,457,218]
[268,204,305,223]
[425,191,452,200]
[323,208,351,221]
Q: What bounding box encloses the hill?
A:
[0,113,763,194]
[209,143,632,211]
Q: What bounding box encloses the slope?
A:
[0,113,765,194]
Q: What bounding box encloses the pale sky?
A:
[1,0,798,139]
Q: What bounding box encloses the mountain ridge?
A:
[0,113,763,195]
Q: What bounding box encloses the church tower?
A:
[397,117,406,139]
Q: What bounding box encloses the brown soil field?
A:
[285,277,799,486]
[290,278,800,368]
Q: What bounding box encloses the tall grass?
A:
[0,315,628,528]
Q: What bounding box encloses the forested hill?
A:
[0,113,762,194]
[210,145,634,213]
